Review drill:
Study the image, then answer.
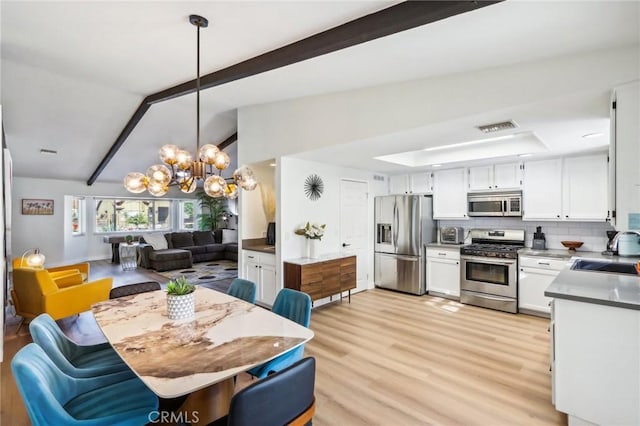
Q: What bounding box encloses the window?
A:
[95,198,175,233]
[179,200,196,230]
[71,197,84,235]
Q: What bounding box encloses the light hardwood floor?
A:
[2,262,565,425]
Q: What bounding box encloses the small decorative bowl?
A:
[561,241,584,251]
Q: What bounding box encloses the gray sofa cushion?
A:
[172,232,194,248]
[204,244,226,254]
[182,245,207,255]
[193,231,215,245]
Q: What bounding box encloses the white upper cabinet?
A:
[523,159,563,220]
[433,168,468,219]
[612,81,640,231]
[494,163,523,190]
[389,173,432,194]
[409,172,433,194]
[389,174,410,194]
[523,155,608,221]
[468,162,522,192]
[562,154,608,221]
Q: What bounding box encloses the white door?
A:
[340,179,369,292]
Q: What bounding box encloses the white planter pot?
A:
[167,292,195,320]
[307,239,320,259]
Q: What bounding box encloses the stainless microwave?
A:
[467,192,522,217]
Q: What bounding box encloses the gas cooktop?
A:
[460,243,523,259]
[460,229,526,259]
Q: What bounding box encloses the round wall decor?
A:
[304,174,324,201]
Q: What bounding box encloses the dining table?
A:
[92,286,314,425]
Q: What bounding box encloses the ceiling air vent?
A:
[476,120,518,134]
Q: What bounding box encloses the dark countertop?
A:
[545,255,640,310]
[243,244,276,255]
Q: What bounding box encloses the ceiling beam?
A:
[87,0,502,185]
[218,132,237,151]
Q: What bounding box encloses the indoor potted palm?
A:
[166,276,196,320]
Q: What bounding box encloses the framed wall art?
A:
[22,199,54,215]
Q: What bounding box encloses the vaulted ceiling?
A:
[1,1,638,183]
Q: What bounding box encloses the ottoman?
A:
[148,249,193,272]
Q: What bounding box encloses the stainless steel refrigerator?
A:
[374,195,435,295]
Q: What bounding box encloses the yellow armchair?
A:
[12,259,90,288]
[11,268,112,321]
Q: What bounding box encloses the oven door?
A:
[460,255,517,298]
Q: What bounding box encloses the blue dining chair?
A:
[12,343,159,426]
[210,357,316,426]
[227,278,257,303]
[248,288,312,379]
[29,313,131,378]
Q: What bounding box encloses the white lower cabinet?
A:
[242,250,277,306]
[554,298,640,425]
[518,256,567,315]
[426,247,460,298]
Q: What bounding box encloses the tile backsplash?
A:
[438,217,615,253]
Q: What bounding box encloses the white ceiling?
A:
[1,1,639,183]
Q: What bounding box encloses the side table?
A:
[119,243,139,271]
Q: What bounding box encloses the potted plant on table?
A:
[166,276,196,320]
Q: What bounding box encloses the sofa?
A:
[139,230,238,272]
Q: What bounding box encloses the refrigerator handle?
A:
[393,201,399,247]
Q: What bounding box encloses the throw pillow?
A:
[172,232,195,248]
[144,233,168,250]
[193,231,215,245]
[222,229,238,244]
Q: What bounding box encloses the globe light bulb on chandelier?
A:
[124,14,257,198]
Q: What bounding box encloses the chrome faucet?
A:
[610,231,640,254]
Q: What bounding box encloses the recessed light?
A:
[582,132,603,139]
[40,149,58,155]
[432,164,442,168]
[269,163,276,167]
[518,153,533,158]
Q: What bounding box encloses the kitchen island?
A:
[545,255,640,426]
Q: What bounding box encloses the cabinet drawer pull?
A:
[438,252,447,256]
[537,261,550,265]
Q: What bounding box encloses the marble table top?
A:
[92,287,314,398]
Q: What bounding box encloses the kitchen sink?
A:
[571,259,639,275]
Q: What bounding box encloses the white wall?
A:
[277,157,387,297]
[241,163,275,240]
[238,46,638,163]
[11,177,197,266]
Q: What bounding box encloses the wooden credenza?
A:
[283,254,356,303]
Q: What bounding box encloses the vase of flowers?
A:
[295,222,325,259]
[166,276,196,320]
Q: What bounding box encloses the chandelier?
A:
[124,14,257,198]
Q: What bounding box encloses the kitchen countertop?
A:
[243,244,276,254]
[284,252,355,265]
[545,254,640,310]
[518,247,600,259]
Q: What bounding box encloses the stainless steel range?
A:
[460,229,525,313]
